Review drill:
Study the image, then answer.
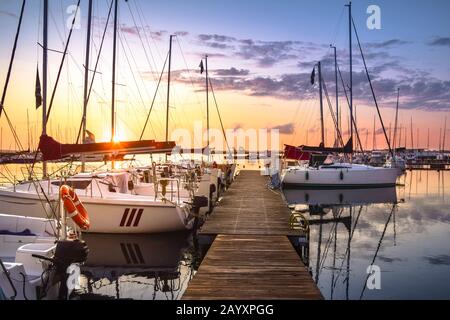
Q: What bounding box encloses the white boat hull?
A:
[281,164,398,188]
[0,189,193,234]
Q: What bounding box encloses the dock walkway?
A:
[182,170,322,300]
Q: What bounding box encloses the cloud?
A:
[121,26,138,36]
[214,68,249,76]
[428,37,450,46]
[118,23,169,40]
[175,31,189,37]
[423,255,450,266]
[270,123,295,134]
[205,42,234,49]
[0,10,17,18]
[236,40,298,67]
[150,29,168,40]
[366,39,411,49]
[198,34,236,42]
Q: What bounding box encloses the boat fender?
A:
[340,171,344,180]
[128,180,134,191]
[339,193,344,203]
[305,193,309,202]
[305,171,309,180]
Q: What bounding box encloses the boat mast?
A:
[42,0,48,176]
[372,115,376,150]
[318,61,325,146]
[330,45,339,141]
[111,0,119,169]
[205,54,210,151]
[347,1,353,161]
[81,0,93,172]
[27,109,30,150]
[166,35,173,143]
[443,116,447,153]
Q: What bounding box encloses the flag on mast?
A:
[310,66,316,85]
[199,60,204,74]
[35,66,42,109]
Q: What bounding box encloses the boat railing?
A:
[155,177,181,204]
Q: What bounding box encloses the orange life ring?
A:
[60,185,90,230]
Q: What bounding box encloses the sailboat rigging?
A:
[281,1,398,188]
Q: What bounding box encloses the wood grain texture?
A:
[182,171,322,300]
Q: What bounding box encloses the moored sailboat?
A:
[281,1,398,189]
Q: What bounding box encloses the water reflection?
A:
[76,231,197,300]
[284,170,450,300]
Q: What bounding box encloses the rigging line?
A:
[352,17,392,157]
[174,37,203,147]
[209,78,232,155]
[321,79,345,147]
[36,0,42,64]
[332,204,364,289]
[75,0,114,144]
[117,30,154,133]
[119,26,162,122]
[175,36,204,116]
[140,51,169,140]
[289,101,303,145]
[0,0,26,118]
[337,65,365,154]
[318,208,344,273]
[126,1,160,84]
[359,204,395,300]
[118,32,163,139]
[331,7,345,46]
[45,0,81,125]
[134,0,164,63]
[132,0,169,110]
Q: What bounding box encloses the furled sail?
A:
[300,137,353,154]
[283,145,311,161]
[38,135,176,161]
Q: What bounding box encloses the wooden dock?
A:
[182,170,323,300]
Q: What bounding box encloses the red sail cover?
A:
[284,144,311,161]
[39,135,176,161]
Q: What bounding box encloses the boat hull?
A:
[281,165,398,189]
[0,189,193,234]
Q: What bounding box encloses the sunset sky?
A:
[0,0,449,152]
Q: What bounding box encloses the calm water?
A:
[284,170,450,300]
[76,231,198,300]
[1,163,448,299]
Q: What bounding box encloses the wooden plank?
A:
[182,171,322,300]
[182,234,323,300]
[200,171,300,236]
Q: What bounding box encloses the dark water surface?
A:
[284,170,449,299]
[58,169,449,300]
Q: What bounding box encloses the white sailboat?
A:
[281,2,398,189]
[0,1,209,234]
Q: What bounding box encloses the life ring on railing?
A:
[60,185,90,230]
